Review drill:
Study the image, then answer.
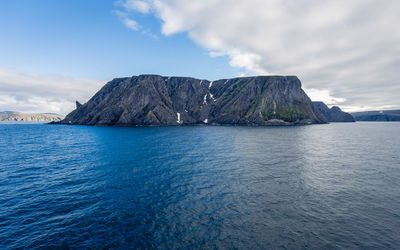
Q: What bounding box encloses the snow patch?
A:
[203,94,207,104]
[224,79,229,85]
[208,81,216,101]
[210,93,216,101]
[273,101,277,115]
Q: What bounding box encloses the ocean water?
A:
[0,122,399,249]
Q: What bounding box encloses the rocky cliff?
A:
[0,111,64,122]
[312,102,355,122]
[58,75,327,126]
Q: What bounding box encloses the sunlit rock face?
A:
[59,75,327,126]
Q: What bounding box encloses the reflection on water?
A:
[0,123,399,248]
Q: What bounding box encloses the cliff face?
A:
[60,75,327,126]
[0,111,64,122]
[312,102,355,122]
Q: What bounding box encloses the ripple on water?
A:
[0,123,400,248]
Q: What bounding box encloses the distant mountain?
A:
[351,110,400,121]
[56,75,327,126]
[312,102,355,122]
[0,111,64,122]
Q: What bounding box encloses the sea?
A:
[0,122,399,249]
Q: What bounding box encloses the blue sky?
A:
[1,0,399,114]
[0,0,237,80]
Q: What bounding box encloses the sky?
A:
[0,0,399,115]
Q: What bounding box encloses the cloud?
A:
[122,0,151,13]
[114,10,140,31]
[114,6,159,38]
[304,88,346,105]
[0,67,103,115]
[122,18,140,30]
[122,0,400,111]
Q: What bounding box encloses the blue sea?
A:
[1,122,399,249]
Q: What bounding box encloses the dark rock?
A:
[75,101,82,109]
[59,75,328,126]
[312,102,355,122]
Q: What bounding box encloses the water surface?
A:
[0,123,399,249]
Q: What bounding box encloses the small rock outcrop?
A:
[312,102,355,122]
[58,75,328,126]
[76,101,82,109]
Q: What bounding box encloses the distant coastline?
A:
[351,110,400,121]
[0,111,64,122]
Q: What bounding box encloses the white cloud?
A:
[114,4,161,39]
[114,10,140,31]
[304,88,346,106]
[122,17,140,30]
[123,0,400,111]
[0,67,103,115]
[123,0,151,13]
[227,50,267,75]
